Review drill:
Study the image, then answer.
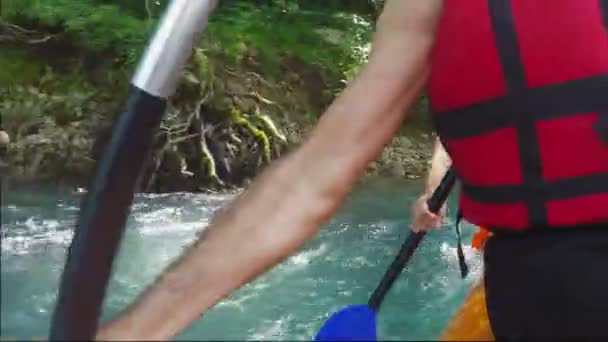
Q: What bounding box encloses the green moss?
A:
[200,136,223,185]
[0,49,43,85]
[230,108,272,163]
[255,113,286,143]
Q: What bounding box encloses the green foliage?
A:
[206,2,373,80]
[2,0,154,63]
[3,0,375,80]
[0,67,99,135]
[0,68,107,178]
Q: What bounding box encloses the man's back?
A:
[417,3,608,339]
[427,0,608,230]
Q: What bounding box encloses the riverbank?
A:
[0,3,436,193]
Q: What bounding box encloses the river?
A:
[1,177,482,340]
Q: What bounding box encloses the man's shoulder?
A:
[376,0,443,34]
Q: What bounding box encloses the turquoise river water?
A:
[1,177,483,340]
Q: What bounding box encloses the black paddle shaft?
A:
[48,2,216,340]
[368,168,457,311]
[49,87,167,341]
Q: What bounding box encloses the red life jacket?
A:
[428,0,608,231]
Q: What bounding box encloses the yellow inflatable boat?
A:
[440,282,494,341]
[440,226,494,341]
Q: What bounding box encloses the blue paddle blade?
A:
[314,304,377,341]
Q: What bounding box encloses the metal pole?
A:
[132,0,217,99]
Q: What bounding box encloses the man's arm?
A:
[411,137,452,232]
[97,0,443,339]
[425,137,452,193]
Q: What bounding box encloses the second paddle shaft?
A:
[368,168,457,311]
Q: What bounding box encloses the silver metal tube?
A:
[132,0,217,98]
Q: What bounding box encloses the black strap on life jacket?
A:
[454,209,469,279]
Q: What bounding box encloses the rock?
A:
[388,163,406,178]
[0,131,10,146]
[367,161,378,173]
[397,136,412,148]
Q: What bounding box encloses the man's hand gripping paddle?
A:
[314,168,457,341]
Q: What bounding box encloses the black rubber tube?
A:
[368,168,457,311]
[49,86,167,341]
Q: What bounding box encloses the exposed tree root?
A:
[0,23,57,44]
[113,47,290,192]
[200,128,224,186]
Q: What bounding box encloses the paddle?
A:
[48,1,217,340]
[314,168,457,341]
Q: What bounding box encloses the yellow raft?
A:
[440,281,494,341]
[440,226,494,341]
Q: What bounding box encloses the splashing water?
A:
[1,177,482,340]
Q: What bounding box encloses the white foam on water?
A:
[340,255,374,270]
[439,241,483,277]
[338,289,353,297]
[132,204,209,237]
[286,243,328,267]
[133,207,184,224]
[2,218,73,256]
[137,192,185,200]
[216,292,260,312]
[135,220,204,237]
[366,221,401,242]
[45,229,73,246]
[131,201,150,211]
[137,191,239,203]
[2,235,32,256]
[39,218,59,230]
[249,314,292,341]
[252,282,271,291]
[23,217,47,232]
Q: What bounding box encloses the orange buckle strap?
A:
[471,226,492,251]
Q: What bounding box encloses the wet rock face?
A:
[0,131,10,168]
[367,132,436,180]
[0,131,9,173]
[1,39,436,192]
